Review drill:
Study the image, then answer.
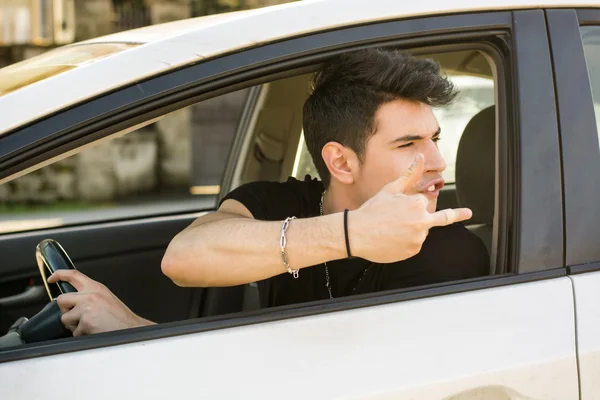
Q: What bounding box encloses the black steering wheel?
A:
[15,240,79,343]
[0,240,81,347]
[36,239,77,300]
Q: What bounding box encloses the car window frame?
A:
[0,10,564,363]
[548,8,600,273]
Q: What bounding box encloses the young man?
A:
[49,48,489,335]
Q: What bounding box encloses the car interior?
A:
[0,46,498,346]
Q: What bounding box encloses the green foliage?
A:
[0,201,112,215]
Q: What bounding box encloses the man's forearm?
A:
[162,214,346,287]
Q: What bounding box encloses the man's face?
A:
[356,99,446,213]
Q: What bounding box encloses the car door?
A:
[546,8,600,400]
[0,6,578,399]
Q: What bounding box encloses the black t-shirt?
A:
[221,175,489,308]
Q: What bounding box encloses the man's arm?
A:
[161,154,473,288]
[161,199,347,287]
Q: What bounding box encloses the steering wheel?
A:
[36,239,77,300]
[11,240,79,344]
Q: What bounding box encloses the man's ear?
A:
[321,142,358,185]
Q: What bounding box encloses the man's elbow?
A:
[161,252,185,286]
[161,244,208,287]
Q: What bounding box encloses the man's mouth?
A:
[420,178,445,198]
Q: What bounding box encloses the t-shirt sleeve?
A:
[219,181,275,220]
[219,179,308,221]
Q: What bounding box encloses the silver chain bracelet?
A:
[280,216,299,278]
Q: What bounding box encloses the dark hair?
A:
[302,48,457,187]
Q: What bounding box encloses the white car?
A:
[1,0,600,398]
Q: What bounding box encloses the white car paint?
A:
[0,0,599,136]
[568,271,600,400]
[0,278,578,399]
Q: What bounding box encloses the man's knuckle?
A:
[407,245,420,257]
[60,270,75,278]
[82,315,96,329]
[410,236,421,248]
[80,318,91,331]
[88,292,102,302]
[413,242,423,253]
[444,210,455,225]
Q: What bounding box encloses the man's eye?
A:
[433,137,441,143]
[398,142,413,148]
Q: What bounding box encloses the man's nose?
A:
[423,140,446,173]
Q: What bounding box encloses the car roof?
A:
[0,0,597,136]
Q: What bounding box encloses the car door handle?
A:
[0,285,47,308]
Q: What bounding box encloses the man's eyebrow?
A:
[387,127,441,145]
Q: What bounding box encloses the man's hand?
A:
[350,153,473,264]
[47,270,154,336]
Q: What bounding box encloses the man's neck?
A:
[322,183,360,215]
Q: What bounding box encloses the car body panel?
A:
[570,271,600,400]
[0,43,140,97]
[0,278,579,399]
[546,9,600,400]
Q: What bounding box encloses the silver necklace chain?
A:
[319,191,368,300]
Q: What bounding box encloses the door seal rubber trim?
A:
[567,262,600,275]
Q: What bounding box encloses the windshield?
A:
[0,43,139,97]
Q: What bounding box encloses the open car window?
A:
[0,45,500,316]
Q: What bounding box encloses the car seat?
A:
[455,105,495,255]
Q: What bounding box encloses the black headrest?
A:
[455,106,495,225]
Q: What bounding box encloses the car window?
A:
[0,88,249,234]
[292,55,495,184]
[581,26,600,146]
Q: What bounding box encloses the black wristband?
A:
[344,209,352,258]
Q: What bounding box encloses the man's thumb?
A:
[386,153,425,194]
